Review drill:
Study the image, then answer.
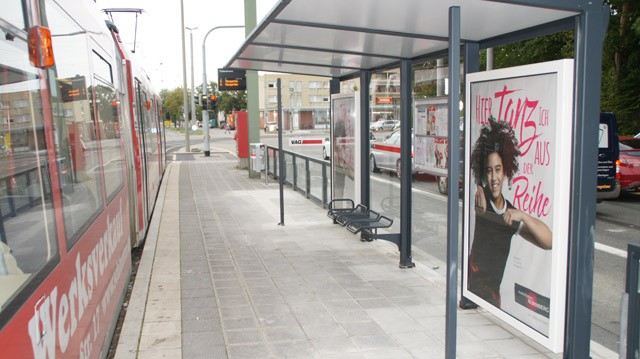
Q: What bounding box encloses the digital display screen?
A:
[218,68,246,91]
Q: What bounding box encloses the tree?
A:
[160,87,185,124]
[484,1,640,135]
[601,0,640,135]
[217,90,247,114]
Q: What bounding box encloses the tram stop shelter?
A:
[226,0,610,357]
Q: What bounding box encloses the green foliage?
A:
[483,1,640,136]
[216,90,247,114]
[602,0,640,135]
[483,31,574,70]
[414,82,437,98]
[159,87,185,123]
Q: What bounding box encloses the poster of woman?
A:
[463,60,574,352]
[331,93,360,203]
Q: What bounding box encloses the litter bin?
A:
[250,143,265,171]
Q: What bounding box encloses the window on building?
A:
[309,81,322,90]
[309,95,323,103]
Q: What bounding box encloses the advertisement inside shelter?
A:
[463,60,574,352]
[331,93,360,203]
[414,97,449,177]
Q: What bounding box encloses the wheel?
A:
[437,176,448,194]
[323,147,329,160]
[370,155,379,172]
[395,159,402,179]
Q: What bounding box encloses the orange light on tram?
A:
[145,100,151,110]
[28,26,55,68]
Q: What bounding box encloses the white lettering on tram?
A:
[28,199,125,358]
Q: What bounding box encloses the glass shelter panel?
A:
[369,69,402,236]
[410,58,457,269]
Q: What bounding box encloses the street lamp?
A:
[186,27,198,139]
[179,0,190,151]
[201,25,244,157]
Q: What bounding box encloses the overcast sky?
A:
[94,0,278,92]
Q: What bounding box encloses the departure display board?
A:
[218,68,246,91]
[58,76,87,102]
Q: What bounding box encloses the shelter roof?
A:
[227,0,584,78]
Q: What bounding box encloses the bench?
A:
[327,198,357,223]
[336,206,377,226]
[327,199,395,244]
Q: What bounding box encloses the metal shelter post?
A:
[564,5,608,358]
[459,41,480,310]
[627,244,640,359]
[399,59,414,269]
[329,78,340,201]
[277,78,285,226]
[245,0,260,178]
[445,6,461,359]
[360,71,371,208]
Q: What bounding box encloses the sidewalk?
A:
[114,148,615,359]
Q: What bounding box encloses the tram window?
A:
[3,0,26,30]
[92,82,123,201]
[92,51,113,84]
[0,16,58,315]
[46,0,103,247]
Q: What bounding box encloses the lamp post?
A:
[179,0,190,151]
[201,25,244,157]
[186,27,198,143]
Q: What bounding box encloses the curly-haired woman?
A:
[468,117,552,308]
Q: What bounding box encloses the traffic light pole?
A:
[201,25,244,157]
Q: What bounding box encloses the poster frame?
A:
[462,59,574,352]
[414,96,451,178]
[330,92,361,204]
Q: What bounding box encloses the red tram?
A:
[0,0,165,357]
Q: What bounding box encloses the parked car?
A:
[618,137,640,194]
[597,113,620,202]
[635,132,640,139]
[323,137,330,160]
[369,129,415,178]
[370,119,397,131]
[266,121,278,132]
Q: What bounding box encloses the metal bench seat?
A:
[335,206,375,226]
[327,198,357,222]
[347,213,393,235]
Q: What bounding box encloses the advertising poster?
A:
[463,60,574,352]
[414,97,448,177]
[331,93,360,203]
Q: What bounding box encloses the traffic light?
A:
[209,94,217,111]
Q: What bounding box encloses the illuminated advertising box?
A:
[463,59,574,352]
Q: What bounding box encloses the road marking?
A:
[595,242,627,259]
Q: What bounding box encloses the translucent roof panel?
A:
[227,0,581,78]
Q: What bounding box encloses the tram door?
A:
[134,80,150,227]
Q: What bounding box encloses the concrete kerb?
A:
[113,162,175,359]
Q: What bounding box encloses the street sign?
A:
[218,68,246,91]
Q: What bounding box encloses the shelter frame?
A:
[227,1,611,357]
